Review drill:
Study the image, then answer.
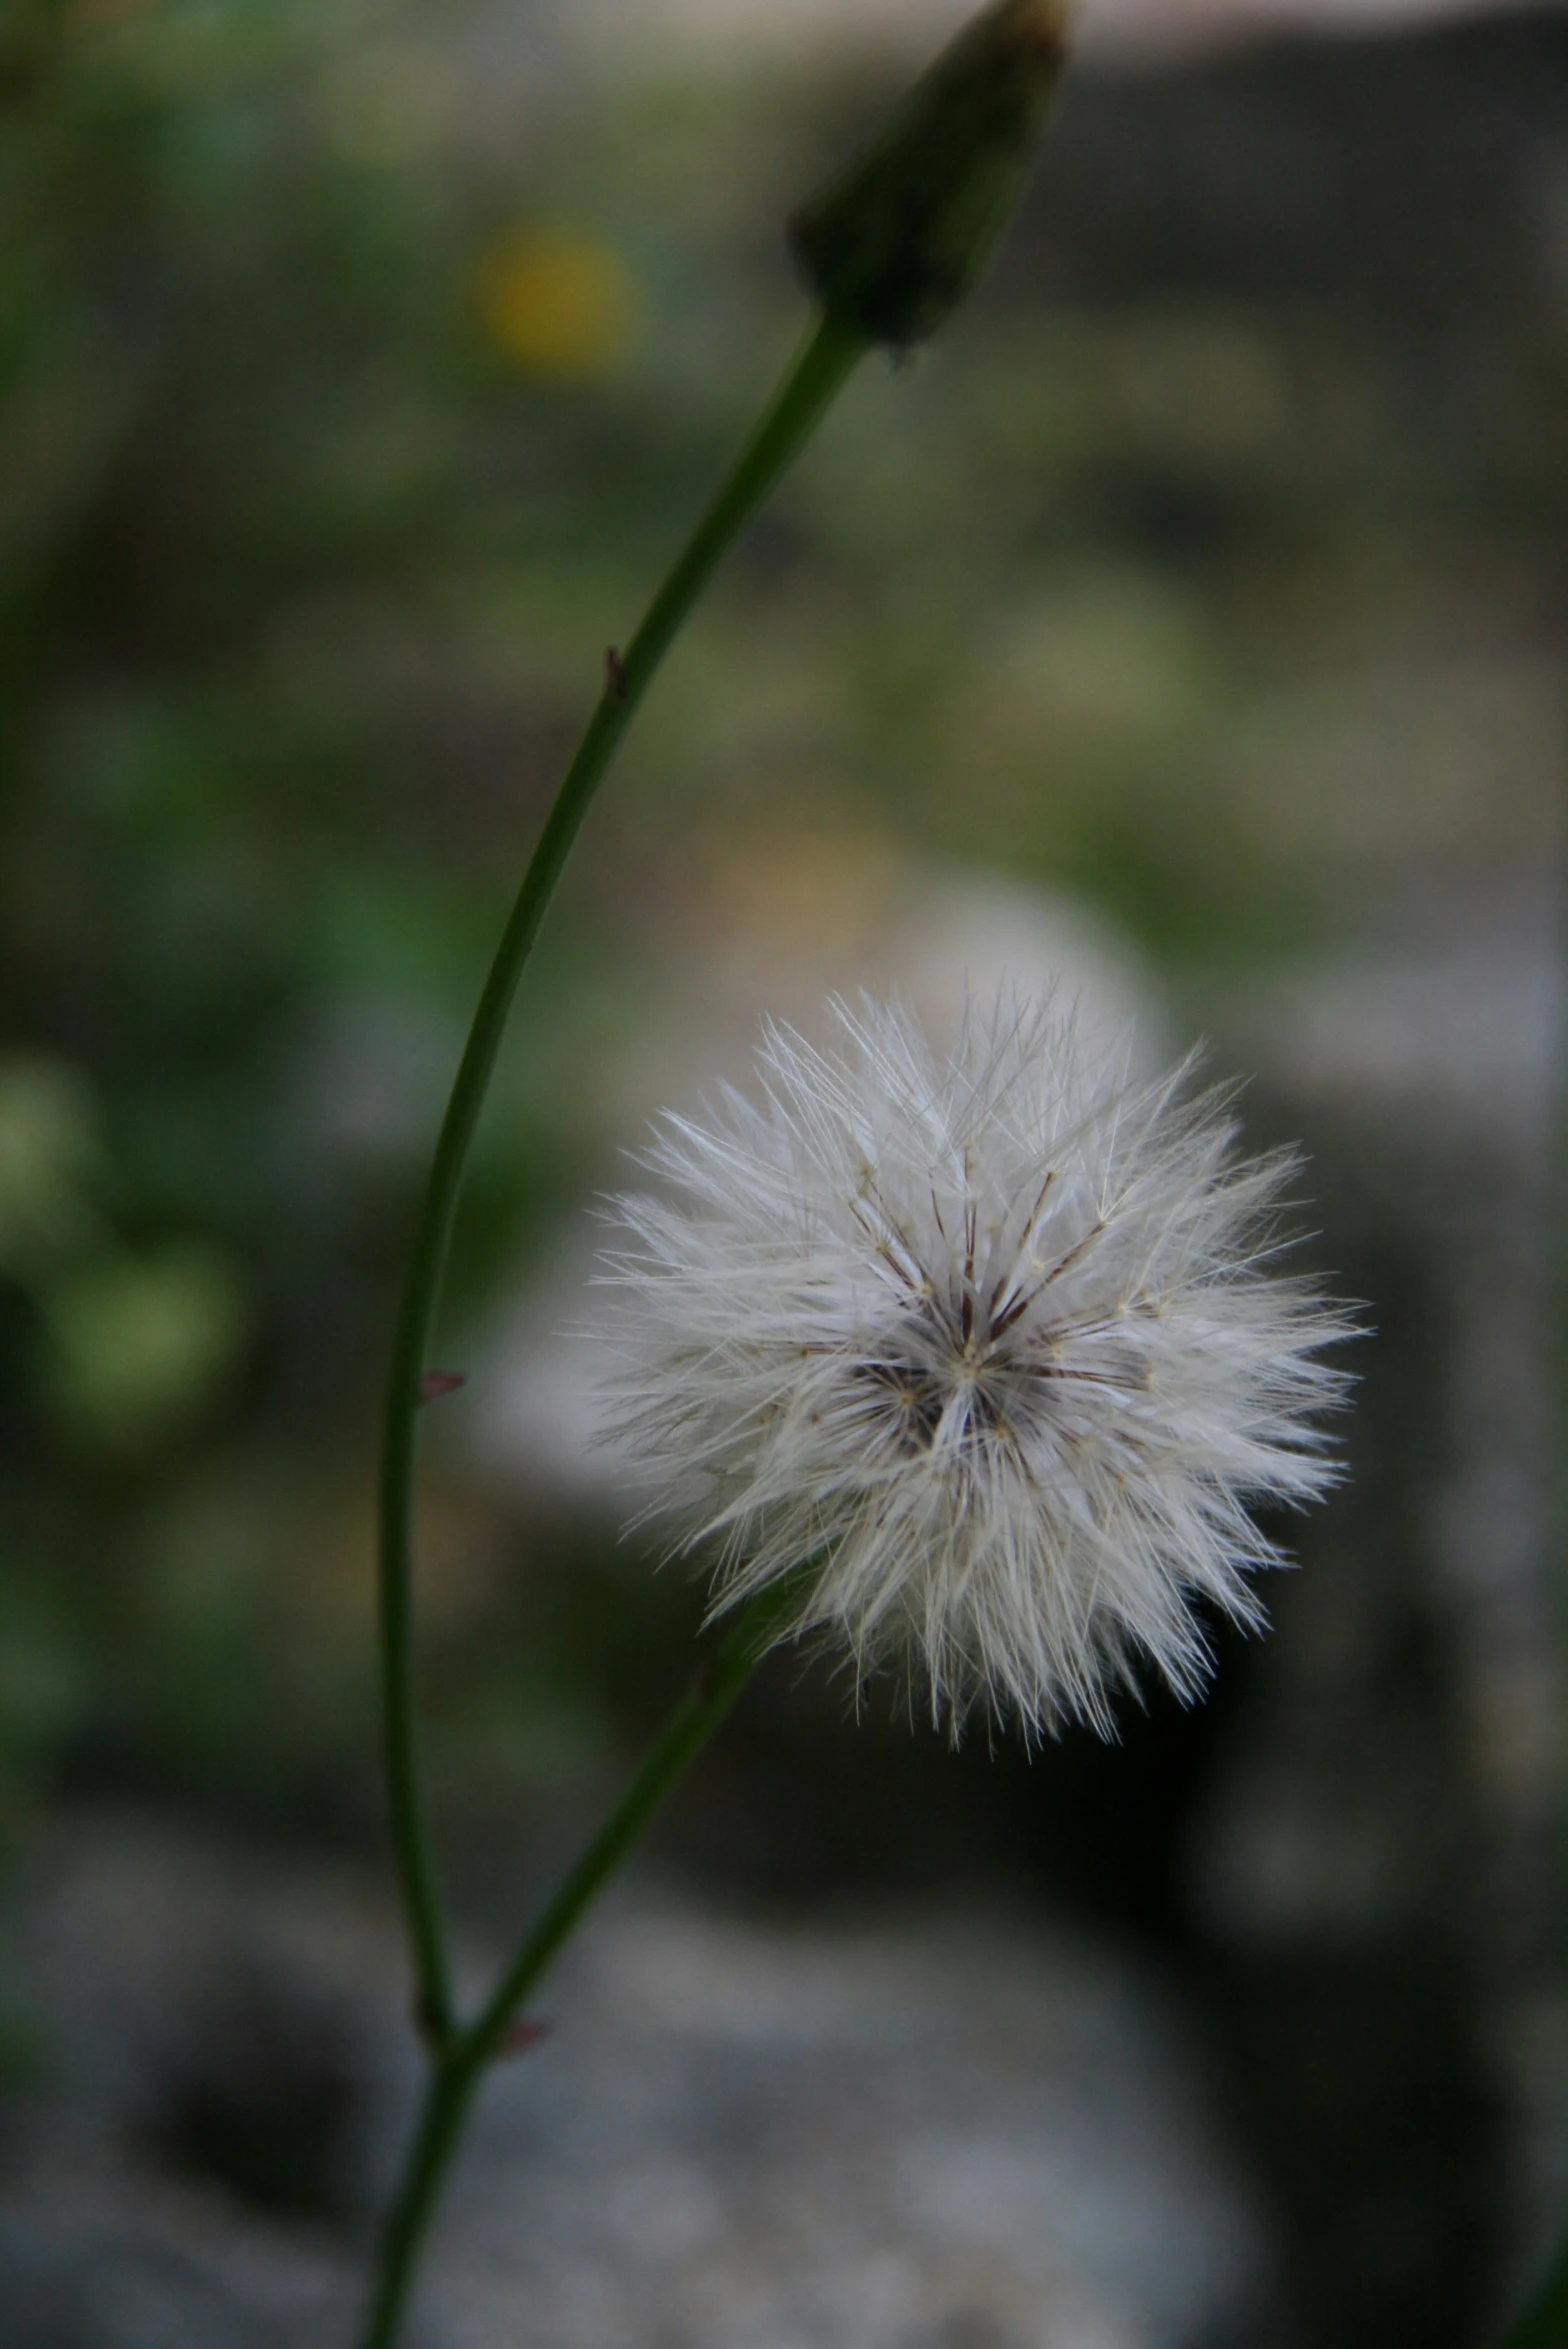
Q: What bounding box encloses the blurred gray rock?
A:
[1187,893,1565,2339]
[0,1819,1269,2349]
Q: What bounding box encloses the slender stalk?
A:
[359,1594,779,2349]
[375,313,867,2046]
[1494,2227,1568,2349]
[1494,947,1568,2349]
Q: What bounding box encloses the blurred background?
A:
[0,0,1564,2343]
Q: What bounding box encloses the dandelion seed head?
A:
[603,991,1351,1739]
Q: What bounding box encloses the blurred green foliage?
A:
[0,0,1561,1848]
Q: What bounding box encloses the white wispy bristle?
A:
[602,991,1351,1739]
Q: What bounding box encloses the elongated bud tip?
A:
[788,0,1070,347]
[789,0,1074,349]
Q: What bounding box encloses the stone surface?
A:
[0,1820,1268,2349]
[1188,892,1566,2339]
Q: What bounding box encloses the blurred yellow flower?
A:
[476,230,642,383]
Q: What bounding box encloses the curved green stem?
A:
[358,1593,780,2349]
[375,312,867,2046]
[1494,2226,1568,2349]
[1498,949,1568,2349]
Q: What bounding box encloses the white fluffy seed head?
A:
[601,991,1352,1740]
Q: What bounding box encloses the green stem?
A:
[1496,925,1568,2349]
[358,1594,779,2349]
[374,312,867,2046]
[1494,2226,1568,2349]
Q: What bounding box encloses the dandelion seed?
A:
[603,992,1352,1739]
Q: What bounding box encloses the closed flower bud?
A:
[789,0,1073,349]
